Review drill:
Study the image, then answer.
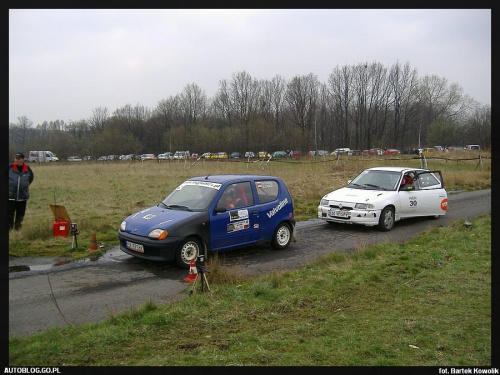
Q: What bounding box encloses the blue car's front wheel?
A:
[176,237,202,269]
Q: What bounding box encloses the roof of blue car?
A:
[189,174,282,183]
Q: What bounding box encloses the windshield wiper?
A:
[164,204,191,211]
[363,184,388,190]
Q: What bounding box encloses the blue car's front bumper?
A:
[117,231,183,261]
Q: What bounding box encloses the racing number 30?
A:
[409,200,417,207]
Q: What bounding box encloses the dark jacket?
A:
[8,163,34,201]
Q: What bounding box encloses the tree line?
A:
[9,61,491,159]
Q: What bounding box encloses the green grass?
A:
[9,214,491,366]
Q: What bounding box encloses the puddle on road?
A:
[8,246,128,274]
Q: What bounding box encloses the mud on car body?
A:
[118,174,296,268]
[318,167,448,231]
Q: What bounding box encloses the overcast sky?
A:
[9,9,491,126]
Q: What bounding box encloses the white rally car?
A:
[318,167,448,231]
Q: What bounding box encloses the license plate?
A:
[329,210,350,218]
[126,241,144,253]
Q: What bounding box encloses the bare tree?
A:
[230,71,261,126]
[211,79,233,127]
[259,74,287,128]
[229,71,261,149]
[9,116,33,152]
[285,73,320,134]
[328,66,353,147]
[388,62,419,148]
[88,107,109,132]
[179,83,207,126]
[153,95,181,152]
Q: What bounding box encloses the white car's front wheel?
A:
[378,207,395,231]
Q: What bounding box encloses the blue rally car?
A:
[118,174,296,268]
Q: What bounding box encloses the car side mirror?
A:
[402,185,415,191]
[214,206,227,213]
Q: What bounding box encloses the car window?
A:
[417,172,442,189]
[255,180,279,203]
[162,181,221,210]
[216,182,254,210]
[349,170,400,191]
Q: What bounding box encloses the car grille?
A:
[328,203,354,211]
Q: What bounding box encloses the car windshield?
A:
[160,181,222,211]
[347,170,401,191]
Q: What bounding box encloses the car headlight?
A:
[355,203,375,210]
[120,221,126,231]
[148,229,168,240]
[320,199,329,206]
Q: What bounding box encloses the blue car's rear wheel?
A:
[271,222,292,250]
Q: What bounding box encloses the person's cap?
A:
[15,152,25,159]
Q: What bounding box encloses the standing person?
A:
[8,152,34,230]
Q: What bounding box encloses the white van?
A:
[173,151,190,159]
[466,145,480,151]
[28,151,59,162]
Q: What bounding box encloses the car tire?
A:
[176,237,202,269]
[377,206,395,231]
[271,222,292,250]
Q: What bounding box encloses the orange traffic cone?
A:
[183,258,198,282]
[88,233,98,252]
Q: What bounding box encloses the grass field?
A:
[9,151,490,259]
[8,151,492,365]
[9,214,491,365]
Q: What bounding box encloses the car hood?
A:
[122,205,203,236]
[323,187,392,203]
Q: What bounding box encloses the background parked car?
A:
[173,151,190,159]
[214,152,228,159]
[201,152,214,159]
[348,150,362,156]
[402,148,420,155]
[332,148,350,155]
[140,154,156,160]
[309,150,329,157]
[158,152,173,159]
[466,144,480,151]
[67,156,82,161]
[362,148,383,155]
[244,151,255,158]
[382,149,401,155]
[288,150,302,158]
[230,152,241,159]
[272,151,287,158]
[258,151,271,159]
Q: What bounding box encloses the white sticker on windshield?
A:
[177,181,222,190]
